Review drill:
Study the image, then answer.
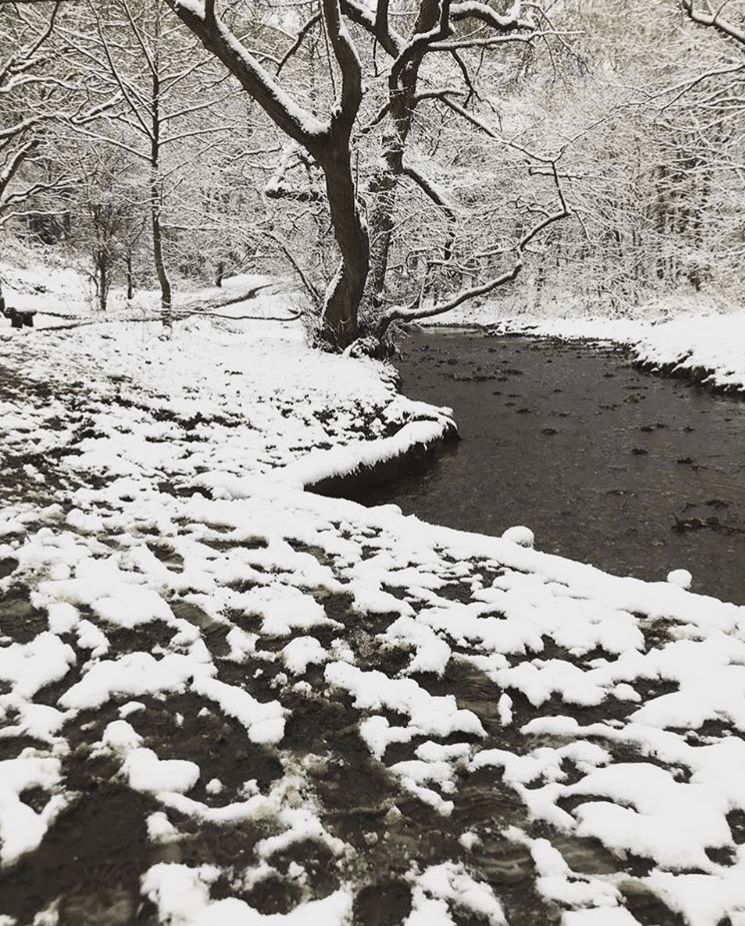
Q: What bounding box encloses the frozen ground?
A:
[2,278,745,925]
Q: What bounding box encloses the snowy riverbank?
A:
[438,292,745,395]
[2,300,745,925]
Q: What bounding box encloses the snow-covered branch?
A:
[450,0,534,31]
[375,160,570,339]
[321,0,363,125]
[682,0,745,46]
[340,0,405,56]
[164,0,329,150]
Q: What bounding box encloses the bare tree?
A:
[160,0,566,350]
[0,1,118,314]
[63,0,234,327]
[0,3,82,233]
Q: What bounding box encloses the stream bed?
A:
[365,330,745,605]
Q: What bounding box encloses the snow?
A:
[0,757,63,865]
[142,865,353,926]
[124,748,201,796]
[2,268,745,924]
[501,524,535,547]
[407,863,506,925]
[192,676,286,745]
[667,568,693,589]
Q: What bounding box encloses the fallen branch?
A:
[24,282,301,331]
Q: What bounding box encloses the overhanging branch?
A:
[375,160,570,339]
[681,0,745,46]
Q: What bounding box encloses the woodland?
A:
[0,0,743,349]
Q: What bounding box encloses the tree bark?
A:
[150,7,172,328]
[316,140,369,347]
[363,0,441,308]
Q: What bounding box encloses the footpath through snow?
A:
[1,301,745,926]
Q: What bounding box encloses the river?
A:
[365,330,745,605]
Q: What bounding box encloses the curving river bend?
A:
[365,330,745,605]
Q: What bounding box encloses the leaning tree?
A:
[160,0,569,350]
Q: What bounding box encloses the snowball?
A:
[281,636,328,674]
[501,526,535,548]
[123,748,200,795]
[667,569,692,589]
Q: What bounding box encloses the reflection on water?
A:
[366,331,745,604]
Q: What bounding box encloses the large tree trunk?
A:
[364,138,403,310]
[317,133,369,349]
[361,0,438,310]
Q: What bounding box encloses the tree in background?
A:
[0,1,122,316]
[485,0,745,316]
[0,2,106,241]
[0,3,63,237]
[64,0,238,326]
[71,144,148,311]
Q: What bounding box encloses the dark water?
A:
[367,330,745,604]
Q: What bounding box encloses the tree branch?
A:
[263,229,321,309]
[321,0,363,125]
[375,160,569,339]
[401,162,457,259]
[450,0,534,30]
[340,0,404,56]
[681,0,745,45]
[277,13,321,76]
[163,0,329,152]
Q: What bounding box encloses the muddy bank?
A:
[632,355,745,395]
[307,420,460,499]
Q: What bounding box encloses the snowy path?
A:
[2,318,745,926]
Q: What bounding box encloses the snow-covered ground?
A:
[2,276,745,925]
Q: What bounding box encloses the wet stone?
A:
[0,784,153,925]
[238,875,305,916]
[0,590,48,642]
[146,541,184,572]
[726,809,745,844]
[169,600,231,657]
[353,881,412,926]
[619,880,688,926]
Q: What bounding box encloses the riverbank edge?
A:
[304,418,460,499]
[419,319,745,398]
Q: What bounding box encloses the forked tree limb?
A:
[375,161,570,340]
[681,0,745,45]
